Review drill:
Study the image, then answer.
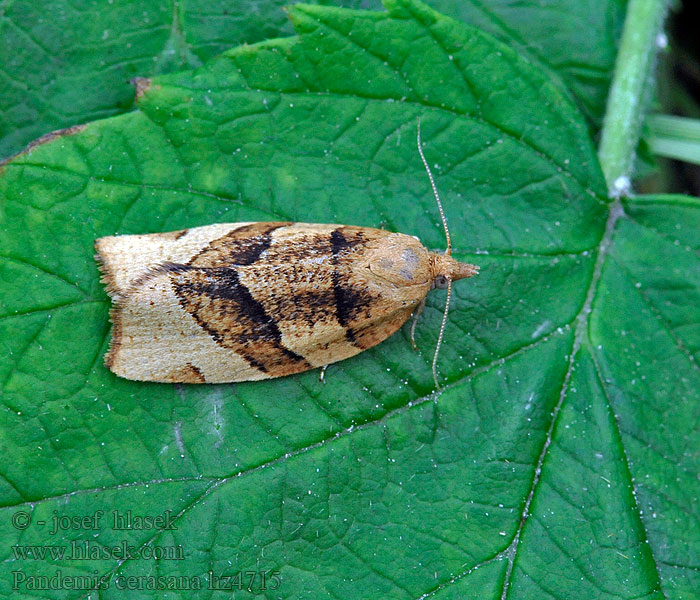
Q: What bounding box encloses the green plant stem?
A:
[647,114,700,165]
[598,0,670,195]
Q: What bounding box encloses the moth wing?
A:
[97,222,293,382]
[234,225,433,372]
[105,269,266,382]
[95,222,289,298]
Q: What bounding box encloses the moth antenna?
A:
[432,276,452,390]
[418,119,453,389]
[417,119,452,255]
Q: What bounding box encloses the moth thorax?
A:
[367,240,430,286]
[429,253,479,287]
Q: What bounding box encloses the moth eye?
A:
[434,275,449,289]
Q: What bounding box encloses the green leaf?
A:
[427,0,627,130]
[0,0,382,160]
[1,1,697,599]
[0,0,625,160]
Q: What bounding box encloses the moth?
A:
[95,123,478,387]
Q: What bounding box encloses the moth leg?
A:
[319,364,329,384]
[410,297,427,351]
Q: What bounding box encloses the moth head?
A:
[429,253,479,288]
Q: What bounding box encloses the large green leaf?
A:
[0,0,625,160]
[0,1,697,598]
[428,0,628,129]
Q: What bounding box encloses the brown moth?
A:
[95,123,478,387]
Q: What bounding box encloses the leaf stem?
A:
[598,0,670,196]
